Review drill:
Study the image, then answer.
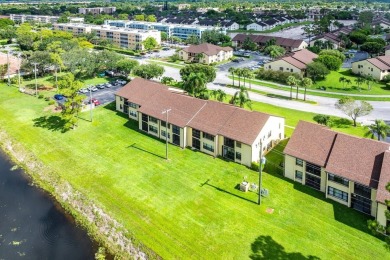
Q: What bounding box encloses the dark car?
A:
[54,94,64,100]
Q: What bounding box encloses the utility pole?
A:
[54,65,58,93]
[31,62,39,97]
[6,50,10,86]
[162,108,171,160]
[89,86,93,122]
[17,53,22,89]
[258,141,263,205]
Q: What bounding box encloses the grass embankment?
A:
[147,60,184,69]
[228,75,390,101]
[0,85,383,259]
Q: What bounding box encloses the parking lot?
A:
[218,52,271,72]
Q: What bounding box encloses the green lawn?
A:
[0,85,385,259]
[147,60,184,69]
[312,69,390,95]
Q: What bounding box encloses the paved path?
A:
[139,58,390,124]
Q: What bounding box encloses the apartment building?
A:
[264,49,317,76]
[104,20,225,40]
[115,78,285,167]
[53,24,161,50]
[284,121,390,226]
[10,14,59,24]
[78,7,116,15]
[179,43,233,65]
[352,55,390,81]
[232,34,308,52]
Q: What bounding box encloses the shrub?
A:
[251,162,260,171]
[48,100,55,105]
[382,75,390,83]
[44,97,50,101]
[255,69,301,84]
[38,94,44,99]
[313,114,331,126]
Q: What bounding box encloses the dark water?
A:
[0,150,96,260]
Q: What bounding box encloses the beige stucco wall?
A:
[292,41,308,51]
[386,49,390,56]
[115,95,124,112]
[180,49,233,65]
[376,203,388,226]
[352,60,388,80]
[265,59,303,75]
[325,174,351,207]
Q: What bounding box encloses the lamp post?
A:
[6,50,10,86]
[17,53,23,89]
[31,62,39,97]
[89,85,93,122]
[258,141,266,205]
[54,65,58,93]
[162,108,171,160]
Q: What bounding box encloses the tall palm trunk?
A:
[238,75,241,87]
[304,86,307,101]
[296,85,299,99]
[290,85,292,100]
[232,73,235,87]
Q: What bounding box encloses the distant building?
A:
[232,34,308,52]
[9,14,59,24]
[246,22,268,31]
[372,17,390,30]
[115,78,285,167]
[264,49,318,76]
[78,7,116,15]
[53,24,161,51]
[68,17,85,23]
[104,20,226,40]
[179,43,233,64]
[284,121,390,227]
[352,56,390,81]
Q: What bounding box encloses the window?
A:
[236,152,241,160]
[120,104,123,110]
[192,129,201,138]
[236,142,241,148]
[296,158,303,166]
[142,114,148,122]
[148,125,158,134]
[172,125,180,135]
[203,143,214,152]
[120,97,123,101]
[268,131,272,138]
[149,116,158,123]
[354,183,371,199]
[224,137,235,148]
[290,69,293,72]
[129,110,137,118]
[295,170,303,181]
[328,186,348,202]
[203,132,214,141]
[161,121,170,128]
[161,130,170,139]
[279,67,283,71]
[306,162,321,177]
[328,173,349,187]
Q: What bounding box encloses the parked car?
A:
[88,98,101,106]
[54,94,64,100]
[90,87,98,92]
[97,84,105,89]
[105,83,112,88]
[162,47,170,51]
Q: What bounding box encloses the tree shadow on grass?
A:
[250,235,320,259]
[127,143,165,160]
[32,116,68,133]
[200,179,257,204]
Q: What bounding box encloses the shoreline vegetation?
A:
[0,129,156,259]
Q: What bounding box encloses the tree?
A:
[302,24,317,44]
[316,55,343,71]
[142,37,158,52]
[58,73,84,130]
[134,14,145,21]
[339,76,347,89]
[286,75,298,100]
[313,114,331,126]
[210,89,227,102]
[349,32,367,47]
[182,72,208,99]
[230,86,252,109]
[345,79,352,89]
[364,119,390,141]
[228,67,236,87]
[0,64,7,80]
[319,50,346,62]
[201,29,231,46]
[301,77,313,101]
[22,51,53,76]
[358,11,374,27]
[242,36,257,51]
[0,25,16,42]
[115,59,139,75]
[161,76,175,85]
[335,97,373,127]
[306,62,330,82]
[360,42,384,57]
[133,64,164,80]
[365,75,375,91]
[264,45,286,60]
[145,15,157,22]
[354,77,365,91]
[161,32,168,41]
[185,35,200,45]
[180,64,216,83]
[16,23,37,50]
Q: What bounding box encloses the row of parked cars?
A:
[78,79,127,94]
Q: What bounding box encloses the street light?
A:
[162,108,171,160]
[17,53,24,89]
[31,62,39,97]
[6,50,11,86]
[89,85,93,122]
[258,141,266,205]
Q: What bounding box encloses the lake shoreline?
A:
[0,128,155,259]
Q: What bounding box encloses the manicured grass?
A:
[229,76,390,101]
[312,69,390,95]
[147,60,184,69]
[0,84,383,259]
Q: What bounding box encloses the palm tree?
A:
[345,79,352,89]
[183,72,207,97]
[339,76,346,89]
[364,119,390,141]
[324,40,334,50]
[211,89,227,102]
[241,68,251,87]
[228,67,236,87]
[231,86,252,109]
[236,68,243,87]
[365,75,375,91]
[301,77,313,101]
[286,75,297,100]
[354,77,364,91]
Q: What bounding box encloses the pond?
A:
[0,149,97,259]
